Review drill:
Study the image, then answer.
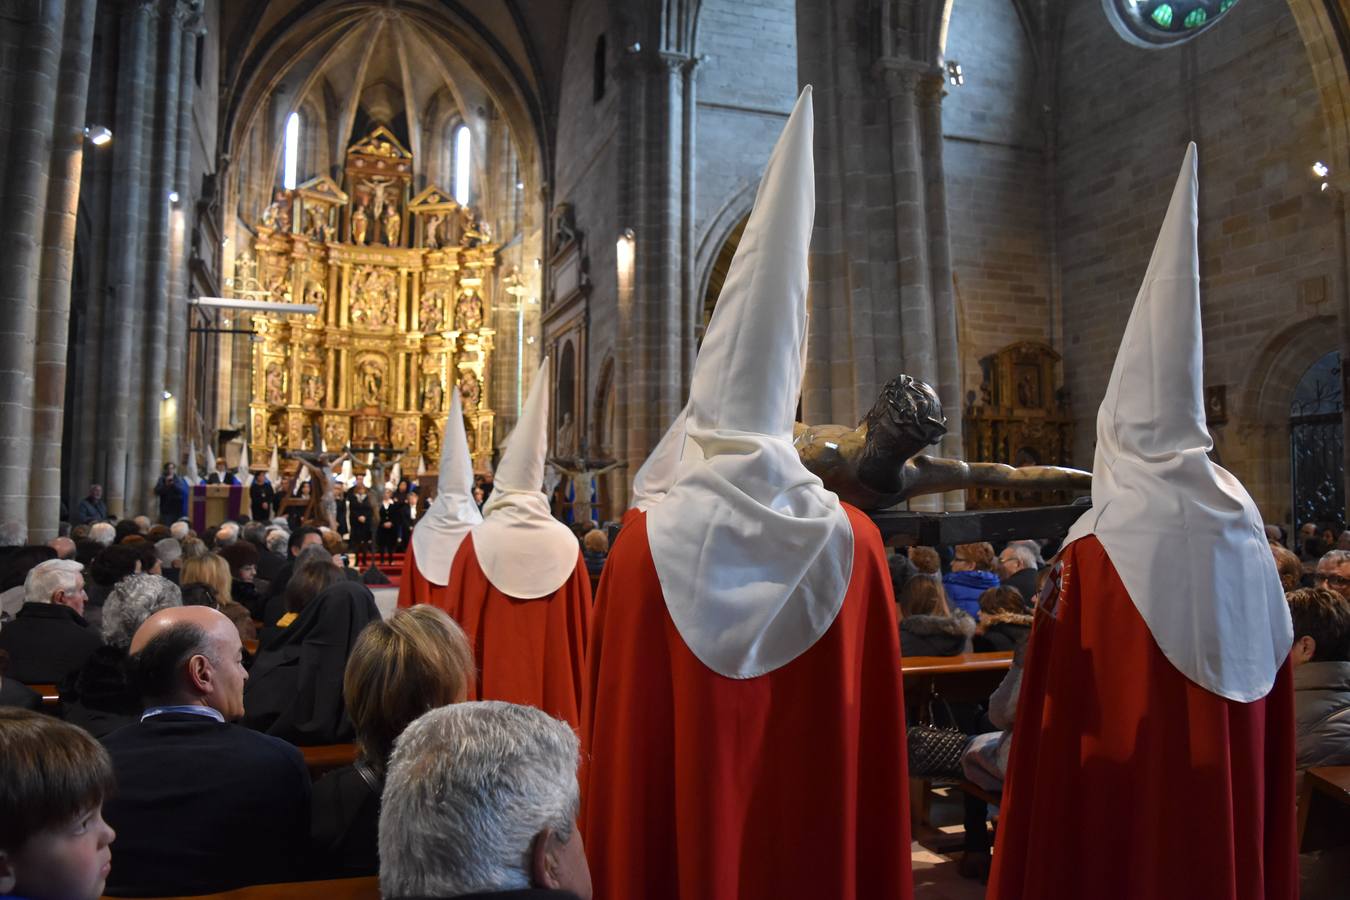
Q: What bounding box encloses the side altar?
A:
[240,126,498,474]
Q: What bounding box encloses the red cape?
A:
[396,541,451,610]
[581,505,912,900]
[989,535,1297,900]
[401,534,592,731]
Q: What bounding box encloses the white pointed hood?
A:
[630,407,693,512]
[185,440,200,485]
[338,457,355,488]
[411,388,483,585]
[473,359,580,598]
[205,444,217,477]
[267,446,280,485]
[237,444,252,487]
[647,87,853,679]
[1063,143,1292,702]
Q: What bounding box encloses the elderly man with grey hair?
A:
[169,520,190,541]
[154,538,183,580]
[379,701,592,900]
[90,521,116,546]
[1315,549,1350,600]
[0,559,100,684]
[997,541,1041,606]
[215,521,240,548]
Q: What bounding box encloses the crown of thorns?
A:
[866,375,948,444]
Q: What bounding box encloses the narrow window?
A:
[283,111,300,190]
[453,124,471,205]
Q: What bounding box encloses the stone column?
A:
[99,0,155,517]
[139,2,184,514]
[28,0,98,538]
[0,0,67,532]
[164,5,202,483]
[917,72,964,509]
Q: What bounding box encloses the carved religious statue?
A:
[265,363,286,407]
[556,412,576,455]
[351,267,395,327]
[459,369,481,409]
[382,204,401,247]
[261,190,291,232]
[352,203,370,245]
[358,359,385,409]
[301,373,325,408]
[422,374,443,414]
[793,374,1091,510]
[424,213,442,249]
[304,280,327,319]
[454,291,483,332]
[549,454,627,525]
[419,290,444,332]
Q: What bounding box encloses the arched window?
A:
[283,111,300,189]
[1290,351,1344,536]
[453,124,471,205]
[1104,0,1241,48]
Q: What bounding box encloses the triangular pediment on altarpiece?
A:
[408,185,460,214]
[347,125,412,161]
[295,175,349,206]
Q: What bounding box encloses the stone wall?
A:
[942,0,1054,403]
[1055,0,1339,526]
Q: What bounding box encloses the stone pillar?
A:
[99,0,155,517]
[0,0,67,532]
[917,72,964,510]
[164,6,202,484]
[28,0,98,539]
[139,3,183,514]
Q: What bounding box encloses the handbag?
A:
[906,688,971,778]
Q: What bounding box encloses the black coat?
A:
[973,612,1034,653]
[251,478,278,522]
[60,644,140,738]
[101,713,310,897]
[0,602,102,684]
[153,475,188,521]
[347,493,374,544]
[0,677,40,710]
[256,549,287,584]
[1002,567,1040,606]
[310,763,380,878]
[899,611,975,658]
[242,582,381,745]
[206,471,240,486]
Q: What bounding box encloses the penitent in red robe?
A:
[410,534,592,731]
[396,542,449,610]
[989,535,1298,900]
[581,504,912,900]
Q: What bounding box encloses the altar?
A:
[239,126,500,478]
[189,484,251,533]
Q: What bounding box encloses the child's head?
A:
[0,708,116,900]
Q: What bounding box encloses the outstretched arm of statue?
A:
[904,456,1091,498]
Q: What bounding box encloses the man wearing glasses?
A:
[1313,550,1350,599]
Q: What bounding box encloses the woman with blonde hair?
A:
[309,605,475,876]
[179,553,256,643]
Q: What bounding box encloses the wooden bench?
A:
[102,875,378,900]
[27,682,60,709]
[1299,765,1350,852]
[300,743,358,780]
[902,651,1013,706]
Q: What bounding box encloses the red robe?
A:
[581,505,912,900]
[396,541,451,610]
[410,534,591,731]
[989,535,1297,900]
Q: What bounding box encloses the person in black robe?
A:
[241,581,381,745]
[250,473,277,523]
[153,462,188,525]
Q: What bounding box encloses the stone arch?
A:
[694,180,757,331]
[1229,314,1342,526]
[1282,1,1350,180]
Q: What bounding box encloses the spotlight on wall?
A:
[168,191,181,204]
[946,61,964,87]
[162,390,173,401]
[516,181,525,190]
[84,125,112,146]
[626,41,642,53]
[1313,161,1330,179]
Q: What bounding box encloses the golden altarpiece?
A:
[962,341,1076,508]
[238,127,499,475]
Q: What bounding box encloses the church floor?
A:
[912,787,991,900]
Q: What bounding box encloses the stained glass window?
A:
[1105,0,1241,47]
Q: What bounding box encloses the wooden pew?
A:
[1299,765,1350,852]
[901,651,1013,706]
[28,682,60,709]
[300,743,358,780]
[102,875,378,900]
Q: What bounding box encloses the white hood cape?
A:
[472,359,581,598]
[410,388,483,586]
[1062,143,1292,702]
[647,87,853,679]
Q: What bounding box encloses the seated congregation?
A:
[2,94,1348,900]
